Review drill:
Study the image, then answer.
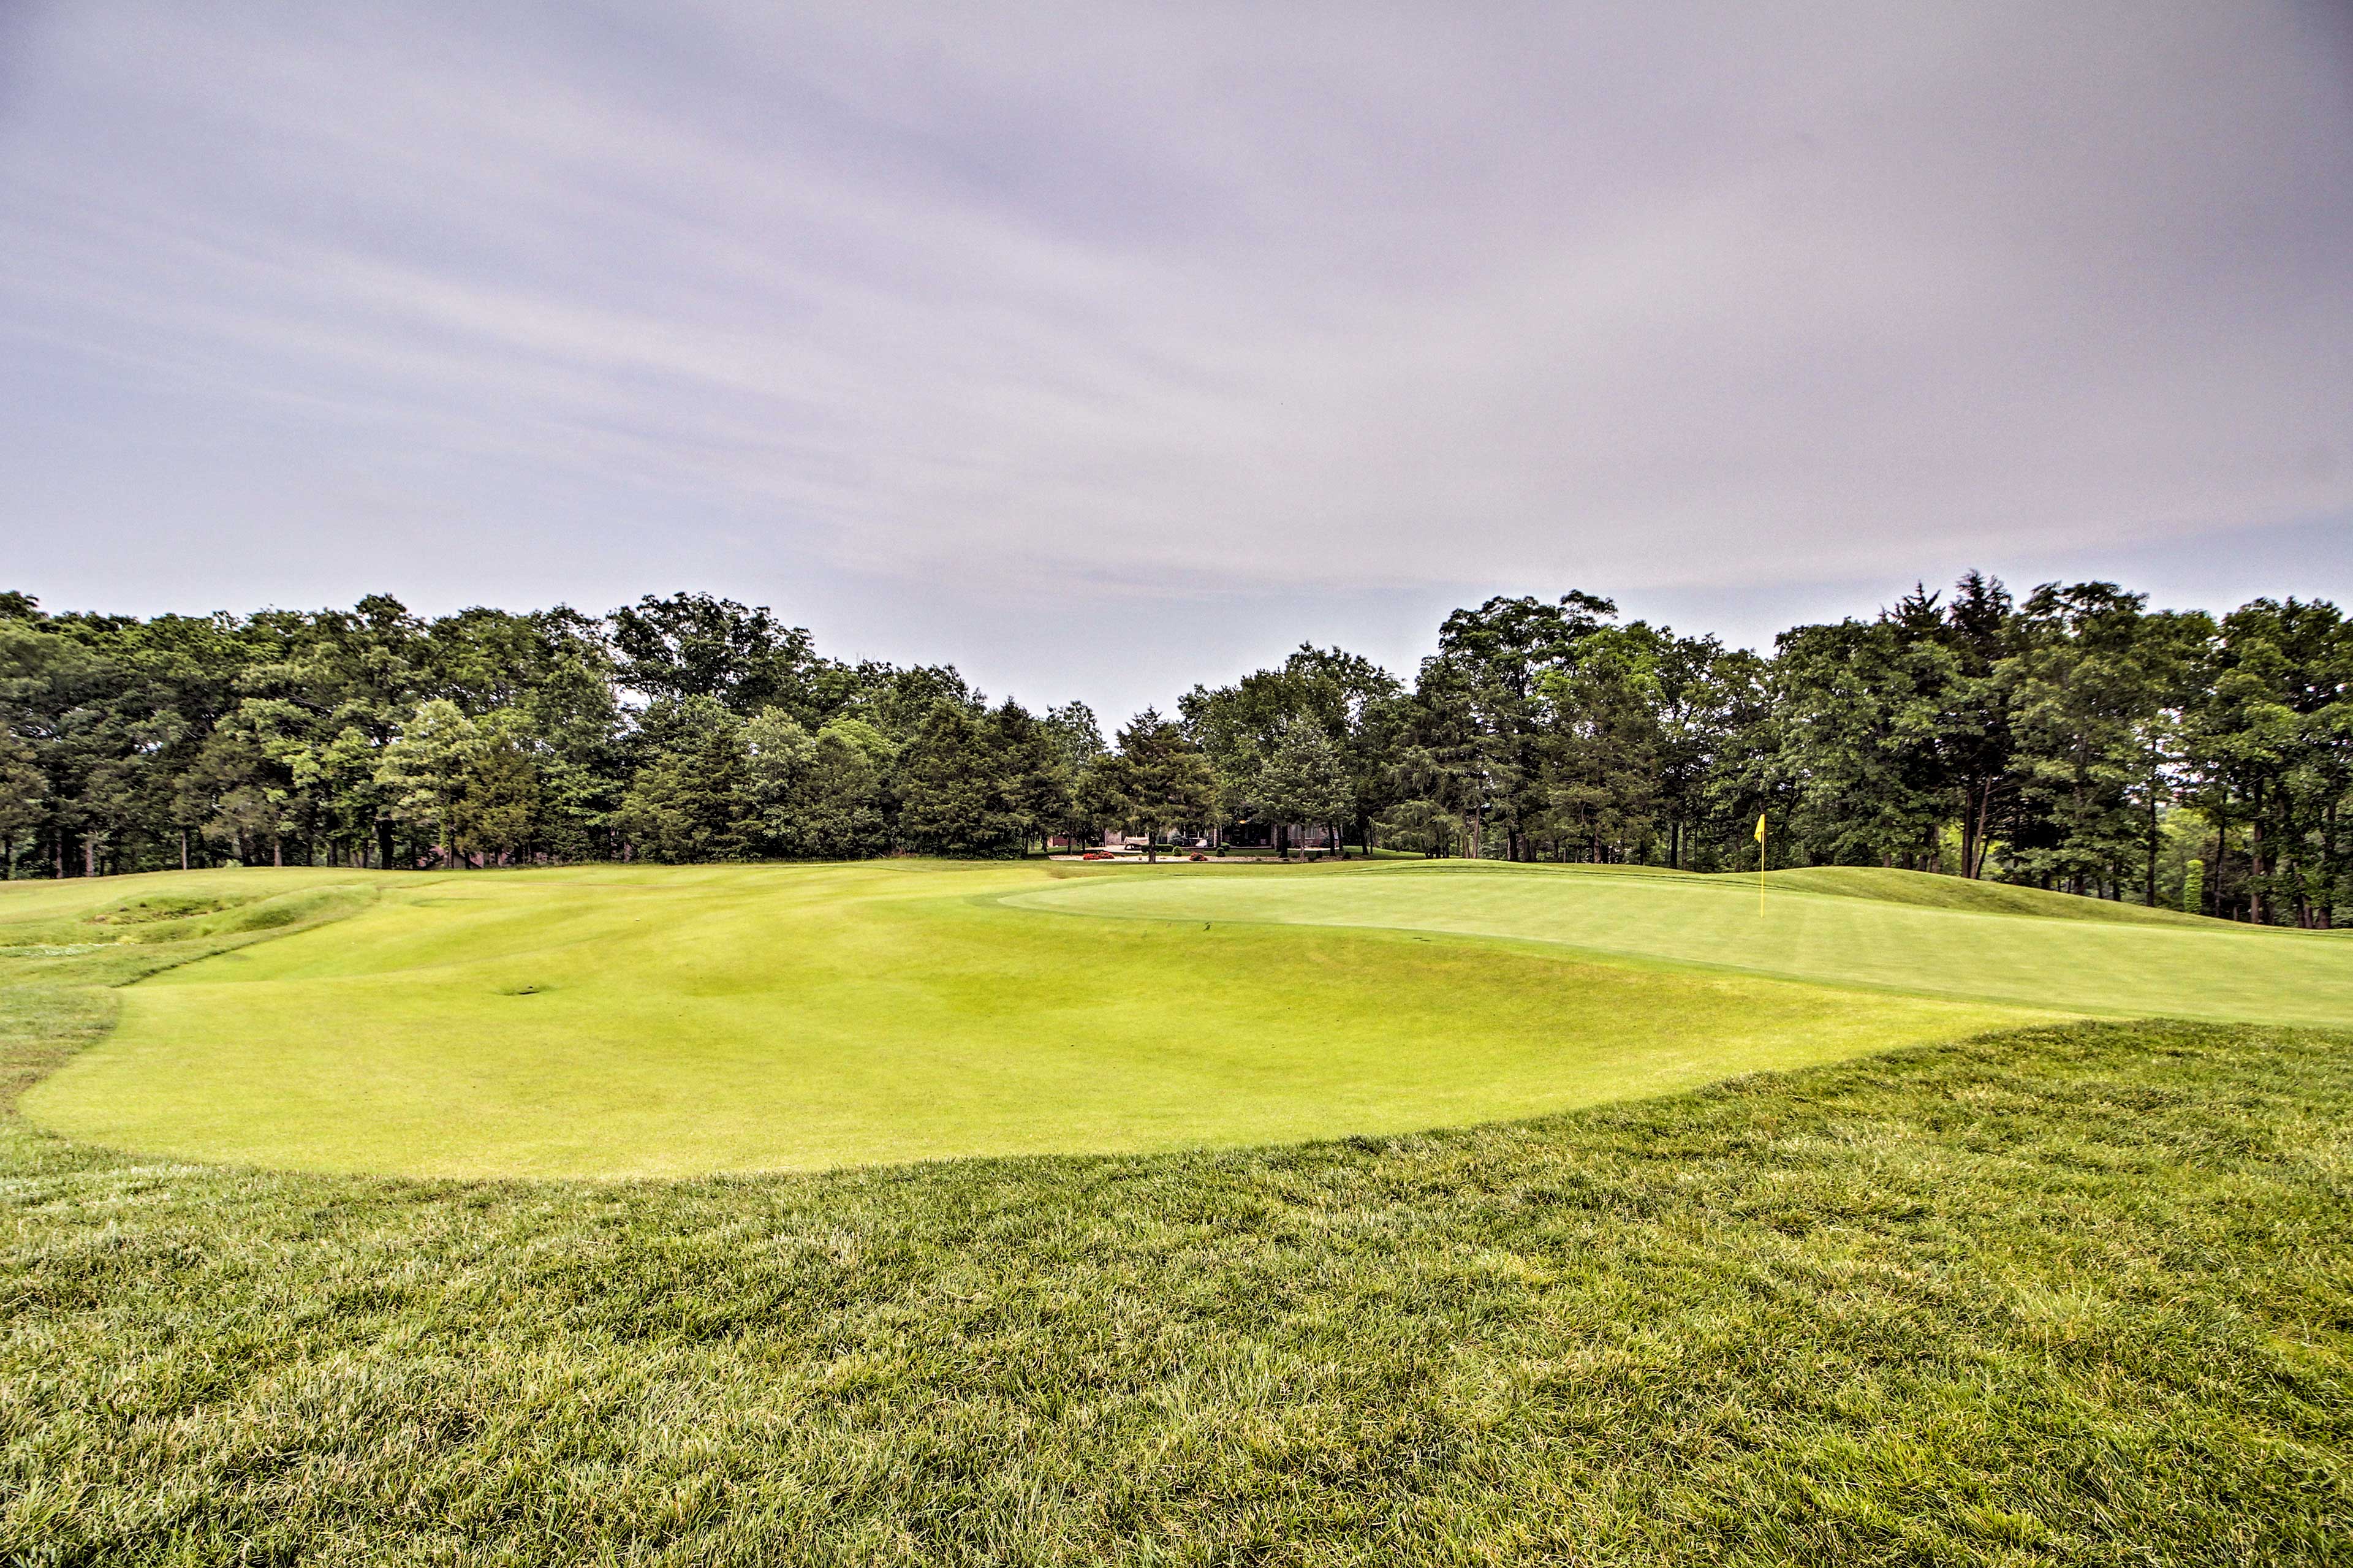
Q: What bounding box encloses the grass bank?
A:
[1012,858,2353,1023]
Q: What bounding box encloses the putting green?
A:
[16,859,2341,1178]
[6,861,2033,1178]
[1009,862,2353,1025]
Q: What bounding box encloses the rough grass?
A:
[13,865,2042,1178]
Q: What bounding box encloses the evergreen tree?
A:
[1070,751,1135,852]
[612,696,756,863]
[799,720,897,858]
[0,729,43,878]
[376,699,483,868]
[992,700,1070,857]
[1252,717,1352,859]
[743,708,896,859]
[1108,709,1213,861]
[1999,583,2169,896]
[895,700,1023,857]
[452,716,545,865]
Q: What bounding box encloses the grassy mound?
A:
[14,865,2033,1178]
[0,871,377,985]
[1764,864,2212,925]
[1014,860,2353,1023]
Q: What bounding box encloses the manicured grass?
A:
[2,993,2346,1559]
[1012,859,2353,1023]
[15,864,2037,1178]
[1,865,2347,1561]
[1764,864,2215,924]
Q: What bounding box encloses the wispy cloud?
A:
[2,1,2349,711]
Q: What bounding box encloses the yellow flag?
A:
[1754,813,1767,915]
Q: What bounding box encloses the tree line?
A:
[3,575,2346,924]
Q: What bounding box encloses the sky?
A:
[3,1,2349,721]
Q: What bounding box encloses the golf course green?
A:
[1009,860,2353,1022]
[13,858,2349,1178]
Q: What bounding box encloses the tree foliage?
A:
[1,577,2346,923]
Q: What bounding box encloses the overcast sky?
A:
[4,1,2349,719]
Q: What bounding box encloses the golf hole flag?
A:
[1754,812,1767,914]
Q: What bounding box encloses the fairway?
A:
[15,859,2351,1179]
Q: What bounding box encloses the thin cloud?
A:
[1,0,2348,717]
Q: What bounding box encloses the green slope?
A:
[1764,864,2215,924]
[1007,860,2353,1023]
[16,863,2037,1178]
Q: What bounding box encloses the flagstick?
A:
[1757,815,1766,917]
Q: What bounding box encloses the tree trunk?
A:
[2248,803,2266,925]
[271,834,282,868]
[2210,813,2226,916]
[180,828,190,872]
[84,835,97,878]
[2321,804,2338,930]
[1962,781,1997,880]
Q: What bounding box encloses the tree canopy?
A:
[3,577,2345,924]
